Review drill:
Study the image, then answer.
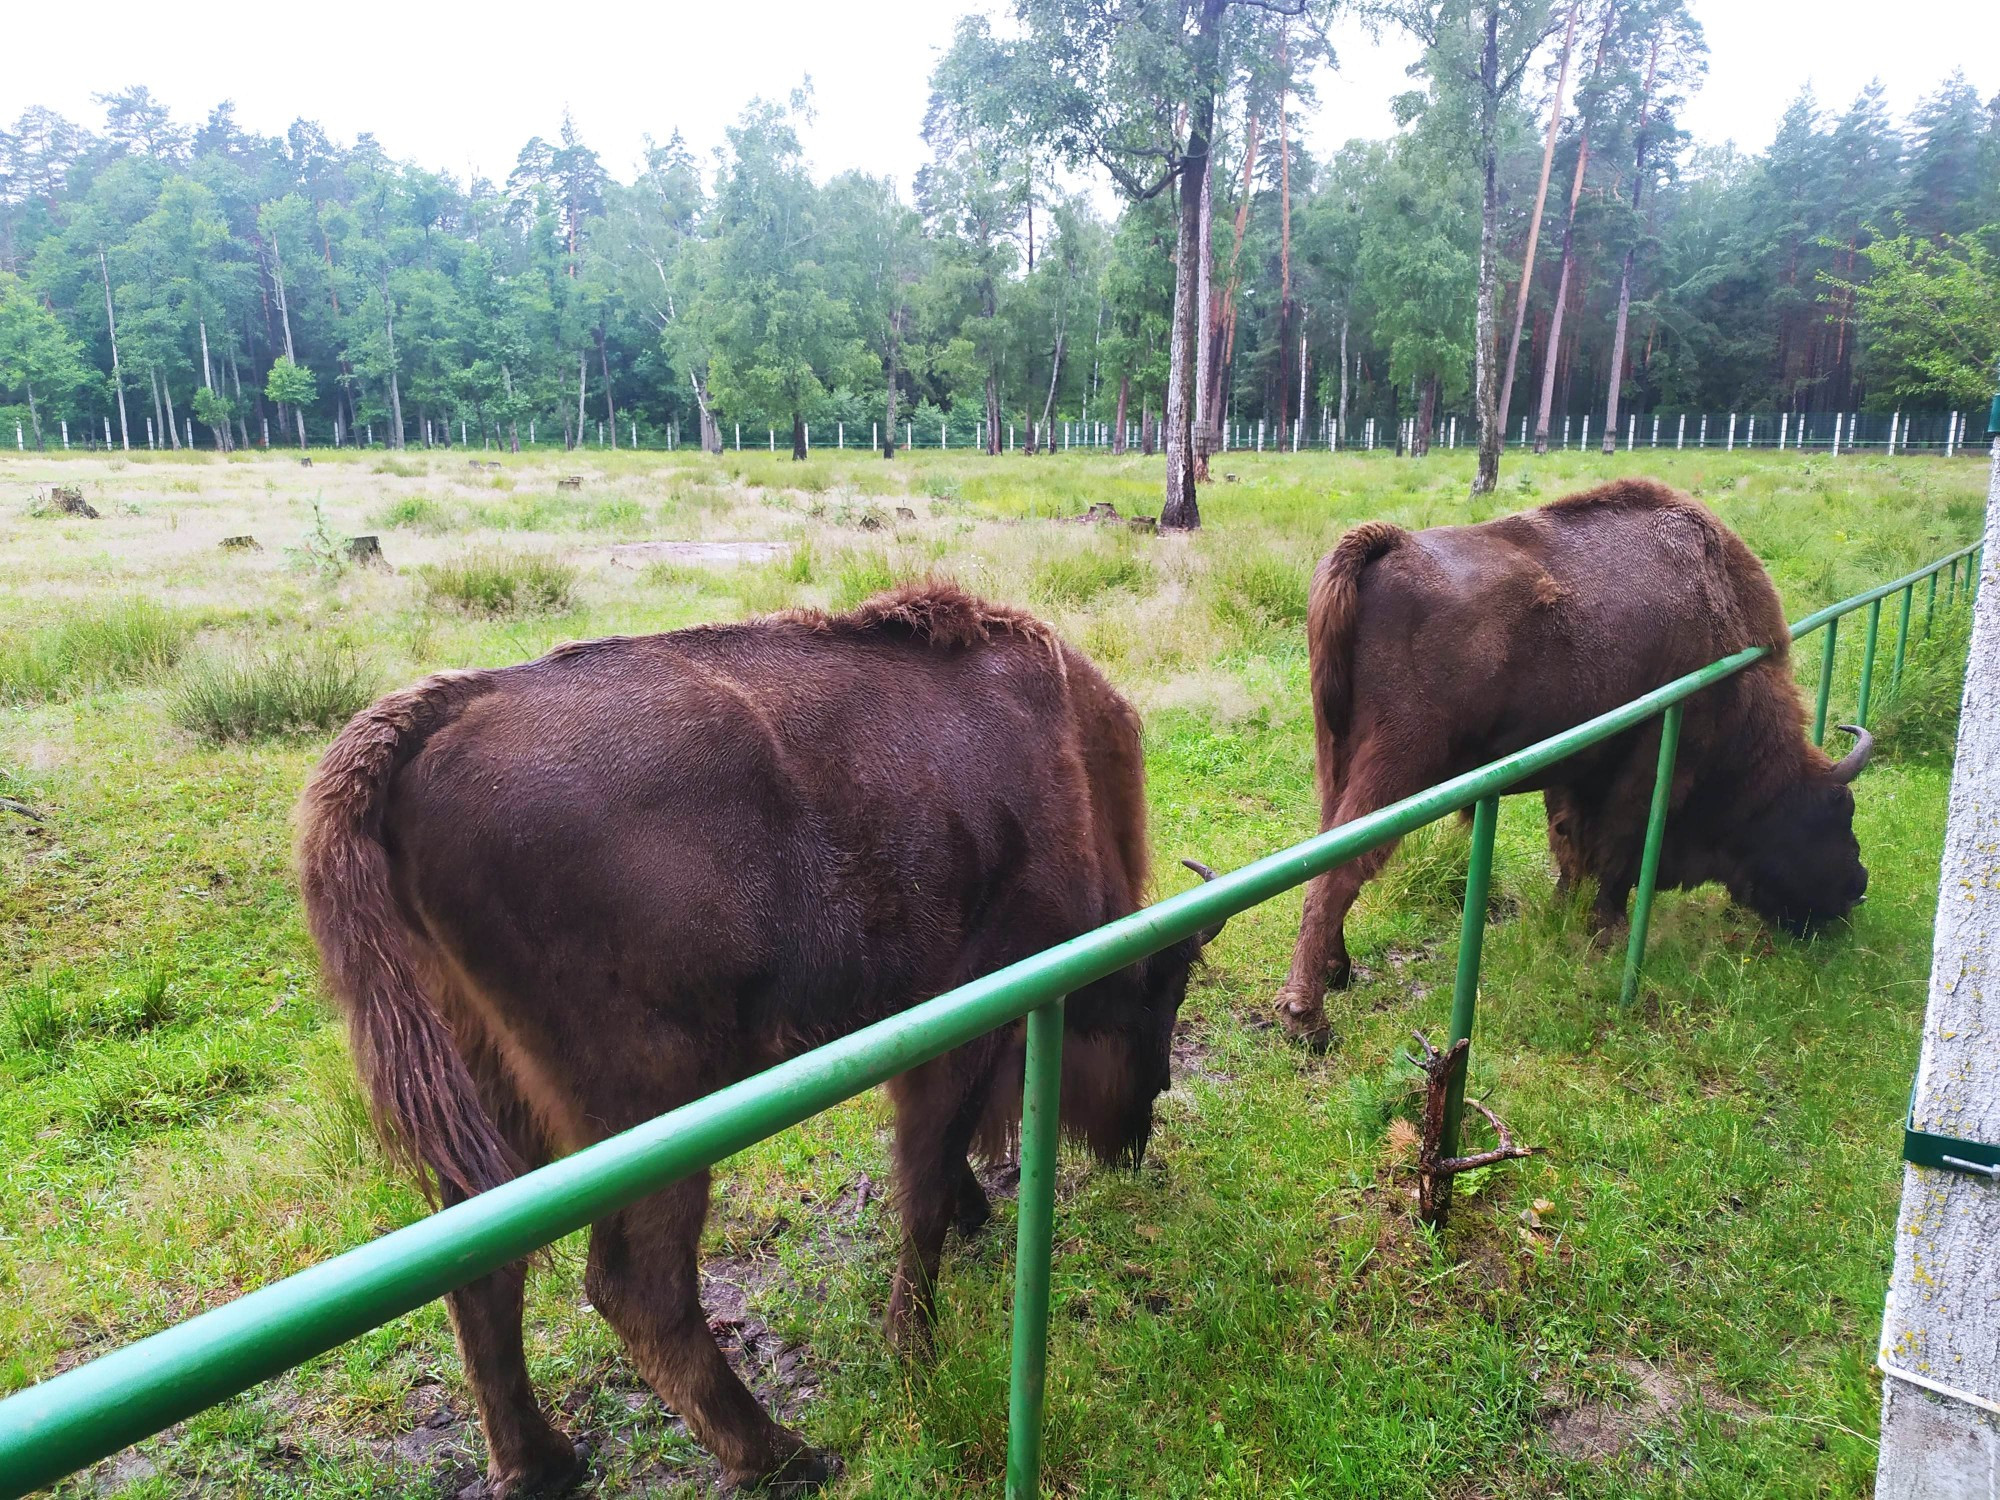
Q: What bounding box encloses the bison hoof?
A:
[953,1186,992,1239]
[725,1438,841,1494]
[1587,916,1629,953]
[464,1436,589,1500]
[1274,993,1333,1054]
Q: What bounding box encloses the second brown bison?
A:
[1276,478,1872,1044]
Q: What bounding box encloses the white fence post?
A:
[1651,414,1660,448]
[1726,412,1737,451]
[1747,415,1756,447]
[1580,415,1589,450]
[1562,415,1572,449]
[838,422,844,450]
[1698,414,1707,448]
[769,427,774,451]
[1873,437,2000,1495]
[1627,413,1635,450]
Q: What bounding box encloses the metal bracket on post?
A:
[1900,1079,2000,1180]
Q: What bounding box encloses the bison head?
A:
[1058,859,1228,1168]
[1728,724,1872,935]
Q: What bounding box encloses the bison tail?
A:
[296,676,517,1202]
[1307,521,1407,809]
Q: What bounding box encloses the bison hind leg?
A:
[446,1258,587,1500]
[585,1175,832,1490]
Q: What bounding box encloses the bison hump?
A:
[792,581,1059,655]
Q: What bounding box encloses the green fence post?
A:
[1855,597,1883,726]
[1812,617,1838,744]
[1005,997,1065,1500]
[1439,796,1500,1181]
[1926,569,1939,638]
[1621,705,1684,1008]
[1948,557,1959,609]
[1892,583,1914,689]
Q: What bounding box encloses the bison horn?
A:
[1829,723,1876,784]
[1181,858,1229,947]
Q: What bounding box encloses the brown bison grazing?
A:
[1275,478,1872,1044]
[297,583,1221,1495]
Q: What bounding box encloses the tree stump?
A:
[221,535,262,551]
[42,486,98,518]
[346,535,386,567]
[895,506,917,522]
[1128,516,1159,535]
[558,475,583,490]
[1085,501,1122,524]
[299,457,313,467]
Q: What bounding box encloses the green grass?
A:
[0,444,1986,1498]
[419,548,579,616]
[170,642,377,743]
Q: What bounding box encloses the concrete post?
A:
[1874,435,2000,1497]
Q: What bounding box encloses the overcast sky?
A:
[7,1,1995,194]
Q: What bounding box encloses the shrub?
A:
[171,641,376,743]
[420,548,578,616]
[371,457,422,478]
[0,599,192,702]
[1035,548,1152,607]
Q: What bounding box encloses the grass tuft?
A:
[1034,548,1152,607]
[1210,552,1312,633]
[171,642,377,743]
[420,548,578,616]
[0,599,191,703]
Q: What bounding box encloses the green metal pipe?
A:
[1438,795,1499,1182]
[1621,705,1685,1008]
[1892,584,1913,689]
[1813,617,1838,745]
[1948,557,1958,608]
[1855,597,1882,727]
[1005,999,1065,1499]
[1927,569,1939,638]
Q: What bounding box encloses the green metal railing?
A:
[0,537,1983,1500]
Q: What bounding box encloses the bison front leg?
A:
[586,1175,833,1493]
[885,1051,996,1358]
[446,1260,587,1499]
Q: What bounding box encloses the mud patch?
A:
[1540,1355,1760,1463]
[604,539,792,568]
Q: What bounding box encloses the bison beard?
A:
[1276,478,1872,1047]
[296,583,1218,1495]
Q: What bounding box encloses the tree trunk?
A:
[1113,374,1130,454]
[1414,376,1438,457]
[1193,154,1214,481]
[503,362,520,453]
[1337,313,1350,443]
[229,347,251,451]
[1038,330,1066,450]
[598,328,617,448]
[985,367,1001,455]
[1602,35,1660,454]
[575,350,587,449]
[1163,0,1225,531]
[1499,0,1577,447]
[1207,108,1260,445]
[1533,1,1616,455]
[1276,25,1295,444]
[1141,398,1155,457]
[98,250,130,451]
[1470,0,1504,495]
[883,319,900,458]
[197,318,227,451]
[24,380,41,448]
[791,409,806,462]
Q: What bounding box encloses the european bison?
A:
[298,583,1220,1495]
[1275,478,1871,1044]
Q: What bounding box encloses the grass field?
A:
[1,442,1988,1499]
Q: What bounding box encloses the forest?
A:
[0,0,1996,480]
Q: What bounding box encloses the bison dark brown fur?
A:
[1276,478,1871,1045]
[297,583,1218,1494]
